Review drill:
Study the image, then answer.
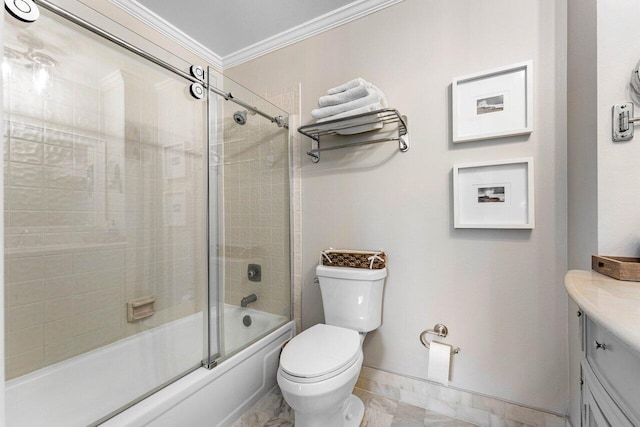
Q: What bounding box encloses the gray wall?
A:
[596,0,640,256]
[567,0,597,424]
[566,0,640,423]
[567,0,598,271]
[229,0,569,414]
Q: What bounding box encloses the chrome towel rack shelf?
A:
[298,108,409,163]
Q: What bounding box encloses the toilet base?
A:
[292,394,364,427]
[343,394,365,427]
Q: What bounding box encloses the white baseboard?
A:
[357,366,567,427]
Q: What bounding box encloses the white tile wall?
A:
[221,85,299,324]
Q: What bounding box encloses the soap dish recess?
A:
[127,296,156,322]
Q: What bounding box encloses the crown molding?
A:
[107,0,223,71]
[223,0,405,68]
[107,0,404,71]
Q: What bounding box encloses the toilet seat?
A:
[280,324,361,384]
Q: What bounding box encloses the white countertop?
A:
[565,270,640,355]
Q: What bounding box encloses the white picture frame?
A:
[452,61,533,143]
[453,158,535,229]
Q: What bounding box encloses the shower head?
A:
[233,110,247,125]
[233,109,256,125]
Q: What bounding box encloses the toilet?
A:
[277,264,387,427]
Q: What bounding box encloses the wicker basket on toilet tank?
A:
[320,249,386,270]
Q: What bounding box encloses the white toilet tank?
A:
[316,265,387,332]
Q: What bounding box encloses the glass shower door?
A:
[3,6,212,426]
[210,72,291,361]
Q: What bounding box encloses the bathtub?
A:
[6,305,292,427]
[222,305,289,356]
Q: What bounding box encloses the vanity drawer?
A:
[585,316,640,423]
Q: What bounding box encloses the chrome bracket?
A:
[190,65,205,82]
[399,115,410,152]
[612,102,640,141]
[309,138,320,163]
[188,65,205,100]
[274,115,288,128]
[399,135,409,152]
[190,83,204,100]
[202,359,218,370]
[5,0,40,22]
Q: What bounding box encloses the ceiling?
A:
[136,0,355,57]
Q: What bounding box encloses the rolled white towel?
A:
[311,92,383,120]
[327,78,368,95]
[318,84,372,107]
[317,103,383,123]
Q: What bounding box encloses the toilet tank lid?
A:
[316,265,387,280]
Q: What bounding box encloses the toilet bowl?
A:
[277,264,387,427]
[277,324,365,427]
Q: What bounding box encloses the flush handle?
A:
[594,340,607,350]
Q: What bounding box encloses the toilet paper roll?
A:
[427,341,451,386]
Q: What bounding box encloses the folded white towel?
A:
[317,103,383,123]
[327,78,368,95]
[370,84,388,108]
[312,93,382,120]
[318,84,372,107]
[321,106,385,134]
[336,122,384,135]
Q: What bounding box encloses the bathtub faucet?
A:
[241,293,257,308]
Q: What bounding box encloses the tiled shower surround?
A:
[221,83,295,321]
[3,59,207,378]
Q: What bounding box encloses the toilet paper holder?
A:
[419,324,460,355]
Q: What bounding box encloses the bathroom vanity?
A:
[565,270,640,427]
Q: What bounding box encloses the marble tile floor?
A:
[231,386,478,427]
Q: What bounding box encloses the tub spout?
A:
[241,294,257,308]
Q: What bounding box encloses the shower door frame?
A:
[206,66,223,369]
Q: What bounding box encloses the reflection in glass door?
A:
[3,6,211,426]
